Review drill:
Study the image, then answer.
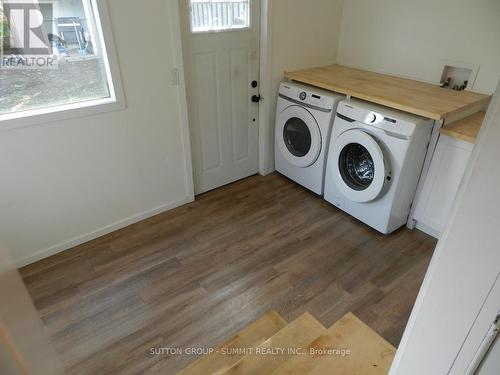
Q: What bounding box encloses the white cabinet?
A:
[413,134,474,238]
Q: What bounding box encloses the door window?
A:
[339,143,375,191]
[189,0,251,33]
[283,117,312,157]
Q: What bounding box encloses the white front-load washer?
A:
[275,82,344,195]
[324,99,433,234]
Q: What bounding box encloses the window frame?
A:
[188,0,253,35]
[0,0,125,131]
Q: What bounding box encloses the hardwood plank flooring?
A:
[20,173,436,374]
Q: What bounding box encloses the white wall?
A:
[390,82,500,374]
[0,0,193,266]
[260,0,344,173]
[337,0,500,94]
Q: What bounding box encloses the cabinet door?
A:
[414,134,474,238]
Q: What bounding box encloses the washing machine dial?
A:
[366,112,383,125]
[299,92,307,101]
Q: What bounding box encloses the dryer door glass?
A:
[283,117,311,157]
[339,143,375,191]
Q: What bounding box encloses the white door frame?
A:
[170,0,195,199]
[258,0,272,176]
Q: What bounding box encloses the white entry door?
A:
[179,0,261,194]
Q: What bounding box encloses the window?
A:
[189,0,251,33]
[0,0,121,123]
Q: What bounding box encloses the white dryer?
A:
[324,99,433,234]
[275,82,344,195]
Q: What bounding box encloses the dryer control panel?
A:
[279,82,343,111]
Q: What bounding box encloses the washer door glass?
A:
[330,129,388,203]
[339,143,375,191]
[283,117,312,157]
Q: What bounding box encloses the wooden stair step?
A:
[178,310,288,375]
[222,312,326,375]
[272,312,396,375]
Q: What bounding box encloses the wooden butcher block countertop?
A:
[440,111,485,143]
[284,65,491,120]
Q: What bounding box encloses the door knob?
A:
[251,95,262,103]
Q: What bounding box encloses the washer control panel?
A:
[336,100,428,137]
[364,111,404,133]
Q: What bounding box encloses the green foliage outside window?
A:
[0,20,8,37]
[0,16,9,49]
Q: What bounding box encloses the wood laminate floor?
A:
[20,173,436,374]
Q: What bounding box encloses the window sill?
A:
[0,97,126,132]
[190,26,252,35]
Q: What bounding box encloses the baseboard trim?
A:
[259,166,275,176]
[15,195,194,268]
[415,221,440,239]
